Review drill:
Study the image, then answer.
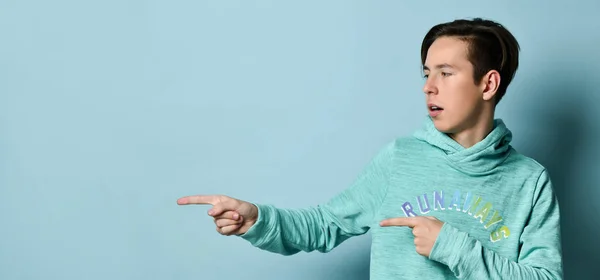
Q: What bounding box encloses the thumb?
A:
[208,204,226,217]
[208,197,240,217]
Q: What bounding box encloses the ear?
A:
[480,70,501,101]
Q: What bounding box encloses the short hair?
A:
[420,18,520,104]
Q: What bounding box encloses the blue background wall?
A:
[2,1,598,279]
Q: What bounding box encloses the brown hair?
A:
[420,18,520,104]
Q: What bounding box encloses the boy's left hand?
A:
[379,216,444,257]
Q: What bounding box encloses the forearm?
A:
[430,224,562,279]
[240,204,361,255]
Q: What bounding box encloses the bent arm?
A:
[429,170,563,279]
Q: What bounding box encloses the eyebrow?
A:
[422,63,454,71]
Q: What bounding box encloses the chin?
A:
[432,119,456,134]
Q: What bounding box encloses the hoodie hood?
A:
[413,116,513,175]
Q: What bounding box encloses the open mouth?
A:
[428,104,444,111]
[428,104,444,116]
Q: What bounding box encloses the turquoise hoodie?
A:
[240,117,563,279]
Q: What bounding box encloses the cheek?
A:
[453,82,481,105]
[444,85,481,116]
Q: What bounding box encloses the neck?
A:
[448,107,495,148]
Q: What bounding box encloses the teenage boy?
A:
[178,18,563,280]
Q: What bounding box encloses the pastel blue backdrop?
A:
[1,1,598,279]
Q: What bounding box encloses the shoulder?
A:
[368,136,435,169]
[504,148,549,180]
[384,136,431,154]
[504,148,556,202]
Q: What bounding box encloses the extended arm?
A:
[240,142,396,255]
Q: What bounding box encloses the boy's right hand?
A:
[177,194,259,236]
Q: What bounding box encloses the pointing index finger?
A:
[177,195,219,205]
[380,217,419,228]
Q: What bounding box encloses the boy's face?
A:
[422,36,487,134]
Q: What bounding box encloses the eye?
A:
[441,72,452,77]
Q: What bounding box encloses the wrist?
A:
[248,203,259,225]
[239,204,274,245]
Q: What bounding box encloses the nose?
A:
[422,77,437,95]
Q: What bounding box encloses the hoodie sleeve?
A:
[238,142,395,255]
[429,169,563,279]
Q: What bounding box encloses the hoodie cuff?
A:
[239,204,276,247]
[429,222,465,266]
